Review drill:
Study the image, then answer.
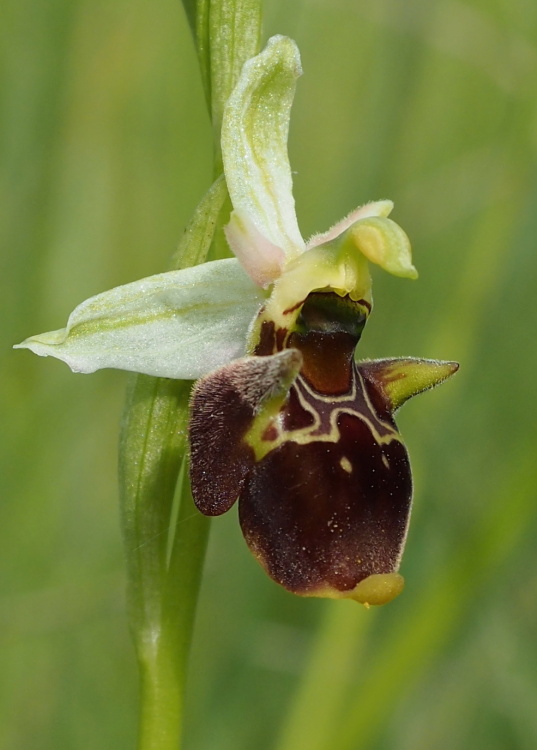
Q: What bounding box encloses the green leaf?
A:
[169,174,228,270]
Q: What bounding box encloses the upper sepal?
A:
[360,358,459,412]
[222,35,305,283]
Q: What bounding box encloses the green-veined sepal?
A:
[222,35,305,284]
[15,259,266,379]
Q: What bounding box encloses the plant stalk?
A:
[119,2,263,748]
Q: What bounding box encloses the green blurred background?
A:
[3,0,537,748]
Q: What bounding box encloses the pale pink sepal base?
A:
[225,210,287,288]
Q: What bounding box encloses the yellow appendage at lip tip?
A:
[348,572,405,606]
[306,573,405,607]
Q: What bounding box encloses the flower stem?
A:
[137,652,184,750]
[136,472,210,750]
[119,180,225,750]
[119,3,263,748]
[182,0,263,169]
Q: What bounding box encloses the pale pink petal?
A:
[306,200,394,249]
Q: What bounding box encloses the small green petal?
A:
[307,200,394,249]
[349,217,418,279]
[222,35,305,270]
[15,259,266,379]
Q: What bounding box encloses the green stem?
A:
[120,4,263,749]
[136,471,210,750]
[119,179,224,750]
[183,0,263,170]
[137,657,184,750]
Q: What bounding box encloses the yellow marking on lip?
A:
[245,372,404,462]
[297,371,400,444]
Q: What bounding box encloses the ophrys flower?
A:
[16,36,458,606]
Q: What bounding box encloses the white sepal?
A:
[15,259,267,379]
[222,35,305,275]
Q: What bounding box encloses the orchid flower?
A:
[16,35,457,606]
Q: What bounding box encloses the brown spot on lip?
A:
[275,327,287,351]
[255,320,277,355]
[281,386,316,431]
[261,424,279,442]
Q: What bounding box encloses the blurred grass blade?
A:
[275,603,374,750]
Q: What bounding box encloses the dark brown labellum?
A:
[189,291,458,605]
